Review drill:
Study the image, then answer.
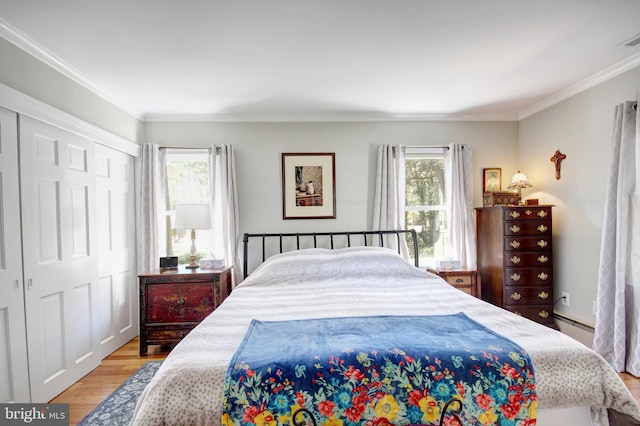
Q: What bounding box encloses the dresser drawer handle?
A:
[537,240,548,248]
[524,209,532,215]
[537,225,548,232]
[513,311,522,316]
[510,225,521,233]
[178,331,185,338]
[511,292,522,301]
[510,256,521,264]
[538,310,549,319]
[510,273,521,281]
[510,211,521,219]
[537,272,549,280]
[510,240,521,249]
[538,291,549,299]
[537,255,549,263]
[176,297,185,305]
[537,211,548,218]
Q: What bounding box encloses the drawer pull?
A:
[524,210,532,216]
[178,331,185,338]
[537,240,548,248]
[537,255,549,263]
[538,291,549,300]
[455,278,464,283]
[511,292,522,301]
[538,310,549,319]
[510,273,521,281]
[537,272,549,280]
[177,297,185,305]
[510,225,521,233]
[513,311,522,316]
[510,256,521,264]
[537,211,548,218]
[510,240,521,249]
[537,225,548,232]
[510,211,521,219]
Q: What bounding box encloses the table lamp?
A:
[508,171,533,205]
[174,204,211,269]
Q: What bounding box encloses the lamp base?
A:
[185,264,199,269]
[185,254,199,269]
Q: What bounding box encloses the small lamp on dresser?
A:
[508,171,533,205]
[174,203,211,269]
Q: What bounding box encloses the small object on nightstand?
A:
[427,268,481,298]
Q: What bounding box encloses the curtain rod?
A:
[159,146,220,151]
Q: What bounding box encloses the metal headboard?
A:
[242,229,418,278]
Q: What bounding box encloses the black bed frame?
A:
[242,229,418,278]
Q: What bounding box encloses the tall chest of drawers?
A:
[475,205,555,327]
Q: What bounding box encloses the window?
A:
[165,149,211,264]
[404,147,447,266]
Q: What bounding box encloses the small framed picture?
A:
[483,168,502,193]
[282,152,336,219]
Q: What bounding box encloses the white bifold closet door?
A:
[95,144,137,358]
[0,107,30,403]
[19,116,102,402]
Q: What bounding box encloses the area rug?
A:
[78,361,162,426]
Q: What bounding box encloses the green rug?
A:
[78,361,162,425]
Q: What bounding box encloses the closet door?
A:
[95,144,137,357]
[19,116,100,402]
[0,107,30,402]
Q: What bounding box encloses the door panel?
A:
[20,116,101,402]
[0,107,30,402]
[95,144,137,357]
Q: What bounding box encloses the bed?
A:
[130,230,640,426]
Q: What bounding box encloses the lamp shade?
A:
[174,204,211,230]
[508,171,533,189]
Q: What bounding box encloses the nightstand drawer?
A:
[426,268,481,298]
[147,283,214,323]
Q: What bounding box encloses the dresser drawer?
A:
[504,207,552,221]
[505,286,552,304]
[503,220,551,236]
[146,328,193,341]
[505,268,552,285]
[506,305,554,325]
[504,236,552,251]
[504,252,552,267]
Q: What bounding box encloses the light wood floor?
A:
[51,337,640,425]
[50,337,168,426]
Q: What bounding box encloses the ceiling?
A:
[1,1,640,122]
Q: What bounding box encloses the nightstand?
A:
[138,265,232,355]
[427,268,481,298]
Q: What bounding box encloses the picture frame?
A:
[482,167,502,193]
[282,152,336,219]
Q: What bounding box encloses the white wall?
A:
[145,120,519,235]
[0,37,143,143]
[519,65,640,326]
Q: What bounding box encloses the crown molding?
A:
[142,111,519,123]
[0,18,143,120]
[518,51,640,120]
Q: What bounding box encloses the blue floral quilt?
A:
[223,313,536,425]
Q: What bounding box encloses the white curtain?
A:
[444,143,477,269]
[136,143,166,273]
[372,144,409,257]
[593,100,640,375]
[209,145,242,285]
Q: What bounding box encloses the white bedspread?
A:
[130,247,640,425]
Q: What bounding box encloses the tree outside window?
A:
[405,153,447,265]
[165,150,211,264]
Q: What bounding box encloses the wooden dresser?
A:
[427,268,481,298]
[475,205,555,328]
[139,266,232,355]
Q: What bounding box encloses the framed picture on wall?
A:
[483,167,502,193]
[282,152,336,219]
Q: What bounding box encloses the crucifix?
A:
[550,150,566,180]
